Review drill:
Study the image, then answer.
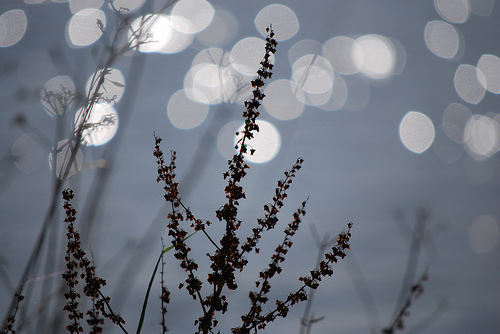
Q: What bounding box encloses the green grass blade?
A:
[136,231,197,334]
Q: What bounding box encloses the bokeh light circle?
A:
[192,47,229,67]
[318,73,348,111]
[49,139,83,179]
[231,37,274,76]
[41,76,76,117]
[157,18,194,54]
[454,64,487,104]
[352,34,395,79]
[0,9,28,47]
[255,4,299,41]
[12,133,44,173]
[399,111,435,154]
[129,14,173,53]
[86,68,126,104]
[322,36,358,75]
[263,79,304,120]
[470,0,494,16]
[67,8,106,47]
[110,0,146,13]
[195,9,239,47]
[469,215,499,254]
[432,125,464,164]
[288,39,323,67]
[477,54,500,94]
[218,120,241,160]
[171,0,214,34]
[188,47,244,103]
[234,120,281,163]
[167,89,209,129]
[494,113,500,151]
[293,85,332,107]
[434,0,470,23]
[184,63,236,105]
[442,103,472,143]
[292,54,334,95]
[75,103,119,146]
[184,65,214,104]
[424,20,460,59]
[463,114,499,159]
[290,53,335,107]
[388,37,407,75]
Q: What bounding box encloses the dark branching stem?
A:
[159,238,170,334]
[298,222,353,289]
[153,131,219,251]
[154,26,278,334]
[382,269,429,334]
[201,26,278,334]
[237,199,308,332]
[240,158,304,257]
[153,140,206,310]
[0,281,25,334]
[62,189,128,334]
[234,222,353,334]
[62,189,84,334]
[154,25,354,334]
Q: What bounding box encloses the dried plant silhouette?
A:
[1,2,183,332]
[1,281,24,334]
[153,27,353,334]
[61,189,126,334]
[40,26,353,334]
[382,270,428,334]
[382,208,446,334]
[1,24,356,334]
[0,2,442,333]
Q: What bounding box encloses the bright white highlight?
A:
[75,104,118,146]
[399,112,435,154]
[477,54,500,94]
[235,120,281,163]
[464,114,500,159]
[171,0,214,34]
[255,4,299,41]
[263,79,304,120]
[86,68,126,104]
[231,38,274,76]
[49,139,83,179]
[0,9,27,47]
[41,76,76,117]
[454,64,487,104]
[424,20,460,59]
[129,14,173,53]
[352,34,395,79]
[434,0,470,23]
[67,8,106,47]
[167,89,209,129]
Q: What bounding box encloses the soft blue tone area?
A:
[0,1,498,333]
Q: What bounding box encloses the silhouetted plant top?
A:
[153,26,353,334]
[62,189,127,334]
[48,25,355,334]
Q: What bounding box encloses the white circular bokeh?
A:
[399,111,435,154]
[234,120,281,163]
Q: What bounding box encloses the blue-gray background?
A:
[0,1,499,333]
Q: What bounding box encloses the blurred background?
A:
[0,0,499,333]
